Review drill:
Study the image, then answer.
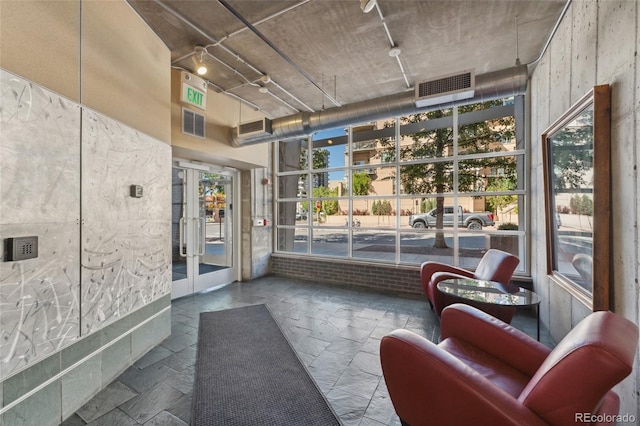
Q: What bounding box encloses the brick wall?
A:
[271,254,532,295]
[272,254,423,296]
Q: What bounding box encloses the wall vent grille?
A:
[183,108,205,139]
[237,118,272,137]
[415,69,475,108]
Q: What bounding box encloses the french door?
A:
[171,162,237,299]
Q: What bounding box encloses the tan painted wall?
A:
[0,1,81,101]
[171,69,269,169]
[0,0,171,144]
[81,0,171,143]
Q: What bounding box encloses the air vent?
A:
[415,69,475,108]
[237,118,272,138]
[183,108,205,139]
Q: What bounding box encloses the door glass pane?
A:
[200,172,232,272]
[171,168,187,281]
[172,166,236,299]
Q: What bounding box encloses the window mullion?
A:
[347,126,353,258]
[395,117,401,263]
[453,107,459,266]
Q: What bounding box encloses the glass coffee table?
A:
[437,277,541,340]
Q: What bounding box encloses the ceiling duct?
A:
[231,65,528,147]
[415,69,475,108]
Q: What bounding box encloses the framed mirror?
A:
[542,85,611,311]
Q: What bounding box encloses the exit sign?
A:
[181,83,207,110]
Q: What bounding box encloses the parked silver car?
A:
[409,206,495,230]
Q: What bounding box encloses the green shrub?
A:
[372,200,380,215]
[497,222,519,230]
[323,199,339,215]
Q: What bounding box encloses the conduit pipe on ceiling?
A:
[208,0,311,48]
[217,0,342,108]
[373,2,411,88]
[156,0,312,114]
[529,0,572,66]
[230,65,529,147]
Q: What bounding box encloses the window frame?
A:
[274,96,529,275]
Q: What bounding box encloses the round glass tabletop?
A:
[437,277,541,307]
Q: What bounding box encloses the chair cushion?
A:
[474,249,520,283]
[440,337,530,398]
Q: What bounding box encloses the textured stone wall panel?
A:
[81,110,171,335]
[0,70,81,377]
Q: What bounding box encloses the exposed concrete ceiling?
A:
[128,0,566,122]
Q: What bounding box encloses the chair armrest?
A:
[420,262,474,303]
[380,329,548,426]
[420,261,474,285]
[440,304,551,377]
[431,271,476,285]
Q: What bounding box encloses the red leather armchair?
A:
[380,304,638,426]
[421,248,520,320]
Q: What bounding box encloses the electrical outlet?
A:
[6,236,38,261]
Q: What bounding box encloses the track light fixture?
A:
[360,0,376,13]
[257,75,271,93]
[388,45,402,57]
[193,46,208,76]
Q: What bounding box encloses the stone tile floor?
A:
[62,275,551,425]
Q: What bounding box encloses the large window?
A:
[276,97,527,274]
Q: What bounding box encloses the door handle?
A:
[179,217,187,257]
[197,217,206,256]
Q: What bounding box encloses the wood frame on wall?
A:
[541,85,611,311]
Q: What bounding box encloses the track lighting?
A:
[258,75,271,93]
[193,46,208,76]
[360,0,376,13]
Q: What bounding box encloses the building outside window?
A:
[276,96,527,274]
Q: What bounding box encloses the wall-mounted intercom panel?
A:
[5,236,38,261]
[130,184,143,198]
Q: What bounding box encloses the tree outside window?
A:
[378,101,517,248]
